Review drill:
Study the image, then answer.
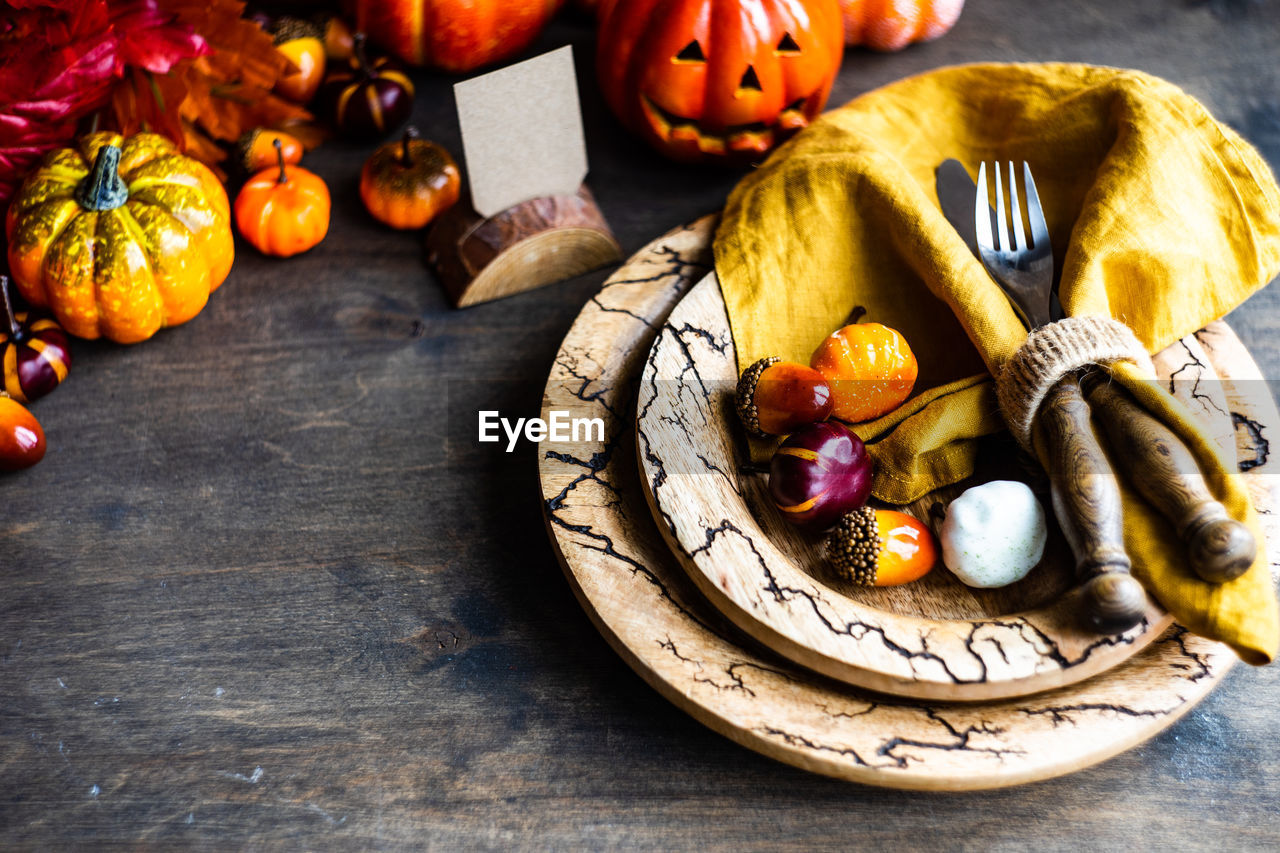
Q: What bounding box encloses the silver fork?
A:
[975,161,1054,329]
[974,160,1149,634]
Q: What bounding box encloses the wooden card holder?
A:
[425,184,622,308]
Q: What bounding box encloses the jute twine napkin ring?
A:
[995,315,1155,451]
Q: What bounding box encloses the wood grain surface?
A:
[4,2,1280,848]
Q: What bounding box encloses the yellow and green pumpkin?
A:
[5,132,234,344]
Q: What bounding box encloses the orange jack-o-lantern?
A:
[597,0,844,164]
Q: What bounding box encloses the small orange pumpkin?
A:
[360,127,461,230]
[234,139,331,257]
[809,322,918,422]
[6,132,233,344]
[839,0,964,51]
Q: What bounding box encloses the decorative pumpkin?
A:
[271,18,328,103]
[597,0,844,164]
[360,127,461,230]
[236,128,304,174]
[348,0,560,72]
[318,33,414,140]
[6,132,234,344]
[0,276,70,403]
[809,322,918,422]
[0,395,45,471]
[839,0,964,51]
[235,139,331,257]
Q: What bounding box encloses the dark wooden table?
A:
[5,2,1280,848]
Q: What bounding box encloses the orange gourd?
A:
[6,132,234,344]
[839,0,964,51]
[597,0,844,164]
[809,322,918,422]
[234,139,331,257]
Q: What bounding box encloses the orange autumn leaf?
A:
[102,0,318,179]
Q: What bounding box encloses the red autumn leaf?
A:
[108,0,210,75]
[0,0,208,206]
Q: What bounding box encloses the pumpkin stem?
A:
[75,145,128,212]
[400,126,418,167]
[274,137,288,185]
[352,32,372,78]
[0,276,23,343]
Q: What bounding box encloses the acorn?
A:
[736,356,832,437]
[0,275,70,403]
[312,13,355,60]
[825,507,937,586]
[0,394,45,471]
[235,128,304,174]
[271,17,327,104]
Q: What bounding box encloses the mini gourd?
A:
[360,127,461,230]
[0,276,70,403]
[6,132,234,344]
[235,139,331,257]
[319,33,414,139]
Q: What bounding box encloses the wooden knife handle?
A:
[1083,375,1256,583]
[1040,374,1149,633]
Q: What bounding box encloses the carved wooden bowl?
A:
[635,272,1261,702]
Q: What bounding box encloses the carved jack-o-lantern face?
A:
[598,0,844,163]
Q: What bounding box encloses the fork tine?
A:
[974,162,993,251]
[1008,161,1027,252]
[1023,161,1050,251]
[993,161,1008,252]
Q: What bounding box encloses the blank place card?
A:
[453,45,589,218]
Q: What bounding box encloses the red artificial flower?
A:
[0,0,209,207]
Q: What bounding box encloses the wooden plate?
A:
[638,275,1219,701]
[540,216,1277,789]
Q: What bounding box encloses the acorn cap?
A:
[825,506,882,586]
[271,16,323,45]
[735,356,780,437]
[234,129,262,170]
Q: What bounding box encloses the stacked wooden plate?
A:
[538,216,1280,790]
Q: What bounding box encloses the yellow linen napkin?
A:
[714,63,1280,664]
